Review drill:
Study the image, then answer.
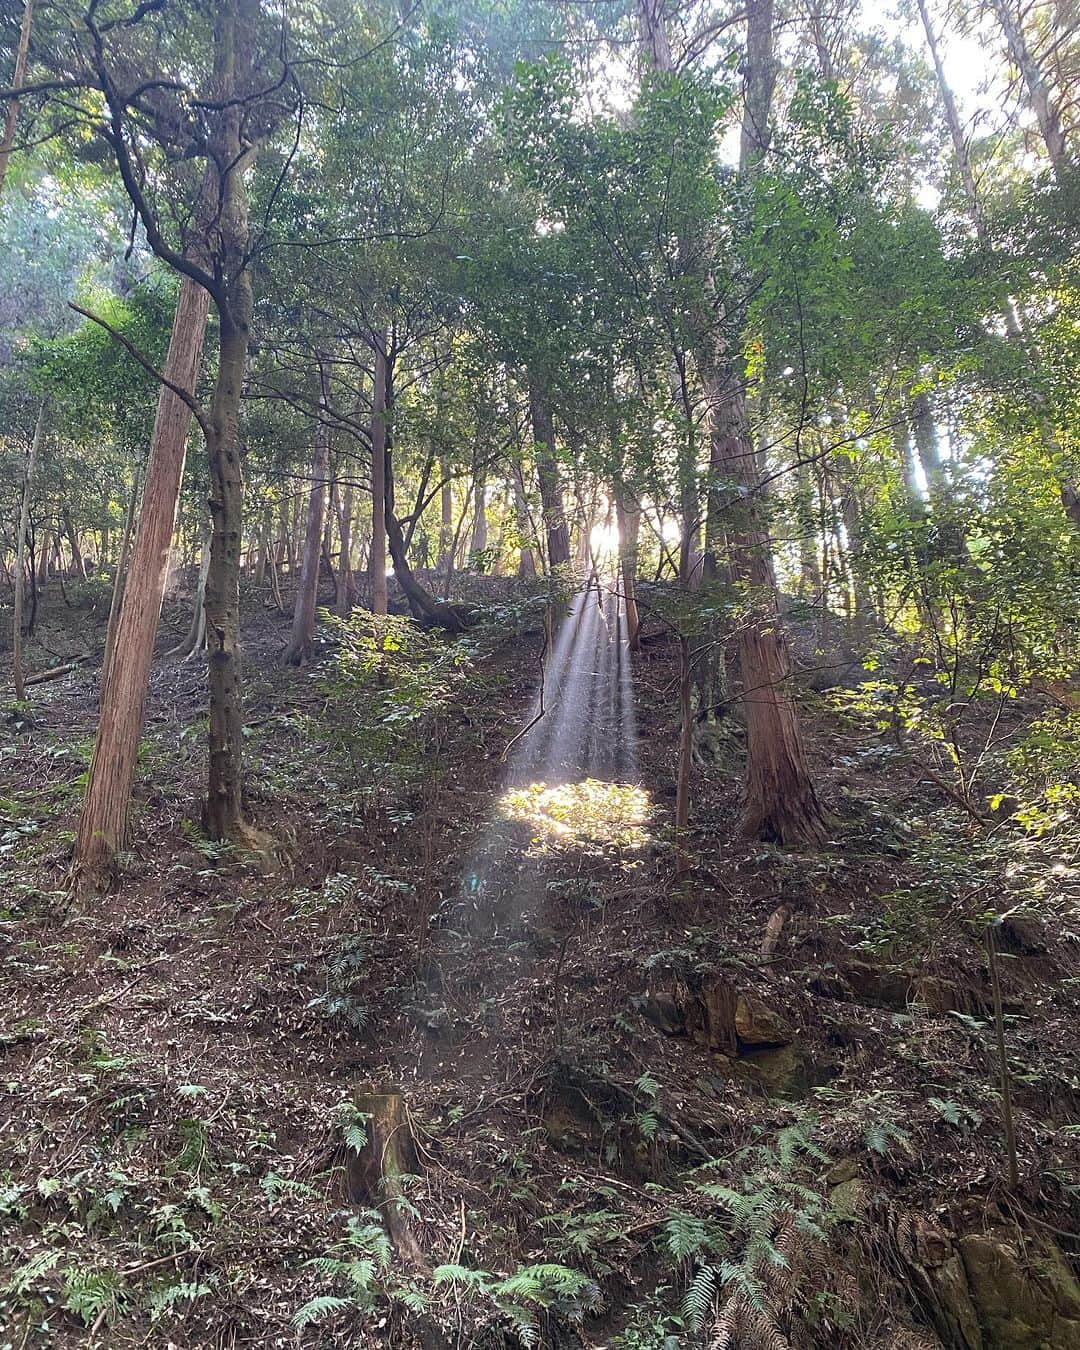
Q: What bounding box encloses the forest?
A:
[0,0,1078,1345]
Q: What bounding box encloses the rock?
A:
[633,991,685,1037]
[914,976,987,1017]
[735,992,793,1048]
[893,1213,1080,1350]
[999,914,1049,955]
[842,959,914,1009]
[826,1157,861,1186]
[958,1228,1080,1349]
[830,1176,871,1221]
[894,1211,983,1349]
[677,979,739,1054]
[733,1044,815,1099]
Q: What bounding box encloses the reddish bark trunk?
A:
[74,276,210,888]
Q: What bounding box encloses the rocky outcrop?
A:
[891,1212,1080,1348]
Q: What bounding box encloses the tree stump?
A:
[347,1086,426,1270]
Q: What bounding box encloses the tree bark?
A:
[702,361,827,845]
[528,377,571,571]
[992,0,1068,175]
[437,459,454,576]
[101,466,142,689]
[284,376,332,664]
[369,339,389,617]
[202,0,262,844]
[470,466,488,565]
[512,462,537,579]
[170,512,211,660]
[62,505,85,577]
[613,478,641,651]
[335,447,354,618]
[12,400,45,702]
[74,272,210,889]
[0,0,34,194]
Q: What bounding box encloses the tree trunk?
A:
[252,500,270,589]
[101,467,142,689]
[74,272,210,890]
[613,479,641,651]
[703,360,827,845]
[12,400,45,701]
[284,381,332,664]
[438,460,454,576]
[369,340,389,616]
[915,0,990,237]
[470,466,488,565]
[992,0,1068,175]
[204,309,251,840]
[170,513,211,660]
[910,391,947,499]
[62,506,85,577]
[335,447,354,617]
[0,0,34,194]
[512,463,537,579]
[528,377,571,571]
[739,0,776,170]
[35,527,52,587]
[675,634,693,875]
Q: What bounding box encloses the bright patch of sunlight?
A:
[500,779,651,850]
[589,518,620,573]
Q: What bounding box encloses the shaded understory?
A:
[0,577,1078,1348]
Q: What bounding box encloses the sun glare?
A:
[500,779,651,851]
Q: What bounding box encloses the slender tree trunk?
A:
[438,461,454,574]
[204,308,251,839]
[335,446,354,617]
[992,0,1068,174]
[74,271,210,889]
[528,376,571,571]
[915,0,989,234]
[12,400,45,701]
[170,512,211,660]
[910,391,947,499]
[285,378,332,664]
[62,506,85,577]
[0,0,34,194]
[470,467,488,565]
[101,466,142,689]
[512,463,537,579]
[35,527,52,586]
[675,635,693,875]
[613,479,641,651]
[252,500,270,589]
[369,340,389,617]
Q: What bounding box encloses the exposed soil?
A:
[0,577,1078,1348]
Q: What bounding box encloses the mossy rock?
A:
[958,1229,1080,1349]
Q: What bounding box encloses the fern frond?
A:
[292,1294,351,1329]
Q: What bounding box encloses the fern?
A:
[493,1262,598,1308]
[432,1263,493,1291]
[62,1268,124,1326]
[148,1279,212,1321]
[292,1293,352,1329]
[663,1211,712,1261]
[5,1249,60,1296]
[682,1262,717,1330]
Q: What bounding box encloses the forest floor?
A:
[0,578,1078,1349]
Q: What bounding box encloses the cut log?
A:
[346,1086,426,1270]
[25,655,91,686]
